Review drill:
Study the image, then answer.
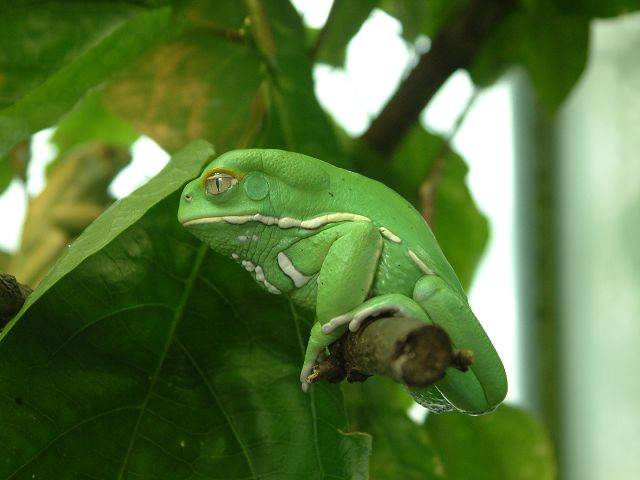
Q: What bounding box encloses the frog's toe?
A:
[347,304,408,332]
[299,350,327,392]
[300,362,314,385]
[348,311,372,332]
[321,313,351,334]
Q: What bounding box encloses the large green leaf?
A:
[471,0,640,109]
[52,90,139,155]
[314,0,380,67]
[0,140,370,478]
[516,6,590,111]
[425,405,556,479]
[40,90,139,180]
[0,3,143,109]
[255,0,348,166]
[469,0,640,110]
[0,4,172,158]
[553,0,640,17]
[381,0,465,41]
[346,380,445,480]
[0,157,10,193]
[104,2,260,154]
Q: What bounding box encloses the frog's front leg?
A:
[321,293,431,334]
[302,293,432,391]
[297,221,382,390]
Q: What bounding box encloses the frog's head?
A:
[178,149,330,243]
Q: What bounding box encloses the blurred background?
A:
[1,1,640,478]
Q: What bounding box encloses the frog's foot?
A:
[299,350,328,392]
[300,322,341,392]
[300,363,315,393]
[321,294,431,335]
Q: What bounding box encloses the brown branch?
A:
[419,156,446,227]
[308,317,474,389]
[360,0,516,157]
[0,273,32,329]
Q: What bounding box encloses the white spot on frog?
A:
[254,265,281,294]
[408,249,434,275]
[379,226,402,244]
[277,252,312,288]
[241,260,256,272]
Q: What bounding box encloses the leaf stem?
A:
[0,273,32,329]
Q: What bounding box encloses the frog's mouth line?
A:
[182,212,370,230]
[181,216,227,227]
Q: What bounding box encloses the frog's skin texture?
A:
[178,149,507,414]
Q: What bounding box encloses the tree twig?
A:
[420,88,479,226]
[360,0,516,157]
[309,317,474,389]
[0,273,32,329]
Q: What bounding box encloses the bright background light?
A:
[0,0,519,405]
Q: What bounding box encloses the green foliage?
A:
[471,0,640,110]
[0,141,371,478]
[0,2,144,109]
[346,381,555,479]
[103,21,261,153]
[0,3,173,158]
[314,0,380,67]
[253,0,349,166]
[0,0,598,476]
[425,405,556,479]
[471,3,589,111]
[0,154,11,194]
[43,91,139,178]
[382,0,465,40]
[346,379,445,479]
[53,91,139,155]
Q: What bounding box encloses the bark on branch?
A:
[309,317,474,389]
[0,273,32,329]
[360,0,516,157]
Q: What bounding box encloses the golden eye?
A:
[205,172,238,195]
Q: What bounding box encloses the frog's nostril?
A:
[184,193,193,201]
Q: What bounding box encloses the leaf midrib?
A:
[116,244,219,479]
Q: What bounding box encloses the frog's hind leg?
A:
[412,274,507,414]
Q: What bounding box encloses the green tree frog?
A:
[178,149,507,414]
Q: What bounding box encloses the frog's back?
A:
[329,166,466,297]
[221,149,466,298]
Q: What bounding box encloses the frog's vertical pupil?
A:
[206,172,238,196]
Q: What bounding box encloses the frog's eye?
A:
[205,172,238,196]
